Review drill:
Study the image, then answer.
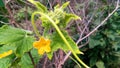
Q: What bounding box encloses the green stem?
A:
[31,12,41,37]
[28,52,36,68]
[69,56,81,68]
[40,12,89,68]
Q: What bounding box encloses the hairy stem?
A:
[40,12,89,68]
[31,12,41,37]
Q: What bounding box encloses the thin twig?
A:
[78,40,89,48]
[76,11,95,44]
[76,0,120,43]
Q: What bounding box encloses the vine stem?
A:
[28,52,36,68]
[31,12,41,37]
[39,12,89,68]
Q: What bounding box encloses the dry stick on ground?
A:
[60,0,120,67]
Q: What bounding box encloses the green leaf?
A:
[89,38,101,48]
[65,13,80,23]
[15,36,35,57]
[54,1,69,10]
[40,16,51,28]
[96,60,105,68]
[0,45,15,53]
[28,0,47,12]
[54,31,81,53]
[107,34,115,40]
[90,57,97,67]
[19,53,34,68]
[47,31,82,59]
[0,25,26,44]
[0,57,13,68]
[54,4,60,9]
[60,13,80,28]
[30,48,41,64]
[61,1,70,9]
[0,25,35,57]
[38,2,80,29]
[0,45,15,68]
[0,0,4,7]
[10,58,21,68]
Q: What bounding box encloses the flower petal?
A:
[33,37,51,55]
[38,48,44,55]
[0,50,13,59]
[39,37,46,42]
[44,45,51,52]
[33,41,41,49]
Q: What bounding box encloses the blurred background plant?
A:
[0,0,8,27]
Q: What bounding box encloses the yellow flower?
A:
[0,50,13,59]
[33,37,51,55]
